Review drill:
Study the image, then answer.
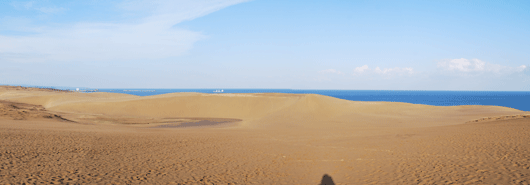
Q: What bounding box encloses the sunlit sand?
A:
[1,86,529,184]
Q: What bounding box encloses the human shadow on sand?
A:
[320,174,335,185]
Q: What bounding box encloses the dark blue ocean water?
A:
[95,89,530,111]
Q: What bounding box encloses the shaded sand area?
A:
[1,86,529,184]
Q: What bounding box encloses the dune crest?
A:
[0,87,526,128]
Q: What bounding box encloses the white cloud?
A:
[353,65,369,73]
[437,58,485,72]
[374,66,414,75]
[517,65,527,72]
[437,58,527,74]
[352,65,414,76]
[318,69,344,75]
[0,0,249,63]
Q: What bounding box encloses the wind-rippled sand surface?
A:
[1,86,529,184]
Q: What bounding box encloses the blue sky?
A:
[1,0,529,90]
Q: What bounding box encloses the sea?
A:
[89,89,530,112]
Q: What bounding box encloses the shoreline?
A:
[2,85,529,112]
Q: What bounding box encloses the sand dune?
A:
[1,86,529,184]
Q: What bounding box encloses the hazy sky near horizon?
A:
[1,0,530,90]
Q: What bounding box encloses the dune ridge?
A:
[1,87,525,128]
[466,114,530,123]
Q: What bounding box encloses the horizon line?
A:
[2,84,530,92]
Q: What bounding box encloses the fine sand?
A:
[0,86,529,184]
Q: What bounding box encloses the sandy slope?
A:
[0,86,529,184]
